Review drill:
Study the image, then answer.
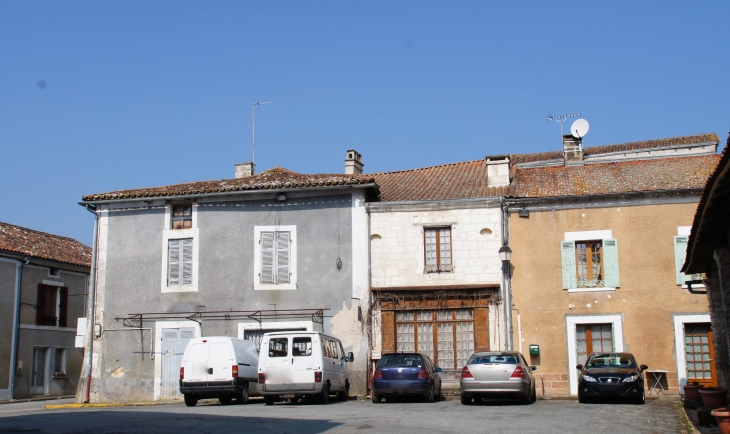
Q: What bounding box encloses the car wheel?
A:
[236,385,249,405]
[531,385,537,403]
[425,383,435,403]
[460,394,472,405]
[371,393,382,403]
[264,395,276,406]
[219,396,233,405]
[184,394,198,407]
[338,381,349,402]
[319,383,330,404]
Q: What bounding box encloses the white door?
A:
[31,347,48,396]
[290,335,315,391]
[208,340,234,381]
[264,336,290,392]
[161,328,195,397]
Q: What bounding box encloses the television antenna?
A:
[546,113,581,137]
[252,100,271,168]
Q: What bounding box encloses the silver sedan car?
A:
[459,351,537,405]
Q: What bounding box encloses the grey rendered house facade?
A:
[0,222,90,400]
[77,159,376,403]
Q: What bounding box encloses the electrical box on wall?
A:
[529,344,540,355]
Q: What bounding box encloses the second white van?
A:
[257,331,353,404]
[179,336,259,406]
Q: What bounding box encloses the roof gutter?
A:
[78,183,379,206]
[506,188,704,210]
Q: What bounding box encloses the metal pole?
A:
[252,100,271,169]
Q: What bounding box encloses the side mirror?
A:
[348,352,354,362]
[436,367,442,373]
[640,364,648,371]
[576,364,583,371]
[530,366,537,371]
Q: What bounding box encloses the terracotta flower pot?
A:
[699,387,729,410]
[711,407,730,434]
[683,384,703,400]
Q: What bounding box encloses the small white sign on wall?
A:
[75,336,85,348]
[76,318,87,336]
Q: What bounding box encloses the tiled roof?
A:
[0,222,92,268]
[82,167,376,202]
[513,154,720,198]
[372,160,511,202]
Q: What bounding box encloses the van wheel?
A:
[236,385,249,405]
[319,383,330,404]
[219,396,233,405]
[184,394,198,407]
[338,382,349,401]
[264,396,275,406]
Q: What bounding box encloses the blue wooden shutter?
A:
[181,238,193,285]
[603,238,620,288]
[260,232,275,284]
[276,232,291,284]
[674,236,689,285]
[561,241,576,289]
[168,239,181,286]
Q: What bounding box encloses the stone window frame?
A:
[161,204,199,293]
[253,225,298,290]
[566,314,624,395]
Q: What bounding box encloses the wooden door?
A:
[685,323,717,387]
[575,324,613,367]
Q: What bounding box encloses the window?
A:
[575,324,613,366]
[254,225,297,290]
[35,284,68,327]
[394,309,474,370]
[561,238,619,290]
[168,238,193,286]
[292,337,312,357]
[268,338,288,357]
[171,205,192,229]
[675,236,704,286]
[53,348,66,376]
[424,227,452,272]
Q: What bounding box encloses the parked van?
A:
[179,336,259,406]
[257,331,354,404]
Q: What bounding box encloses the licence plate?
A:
[282,394,297,399]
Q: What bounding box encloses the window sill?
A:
[52,373,67,379]
[567,287,616,293]
[162,285,198,293]
[254,283,297,291]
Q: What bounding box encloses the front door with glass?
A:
[685,323,716,387]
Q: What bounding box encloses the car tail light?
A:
[315,371,323,383]
[232,365,238,379]
[180,367,184,381]
[461,366,473,379]
[510,366,525,379]
[258,373,265,384]
[374,369,383,379]
[418,369,428,379]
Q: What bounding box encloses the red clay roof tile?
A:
[0,222,92,268]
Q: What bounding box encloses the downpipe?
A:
[83,204,99,403]
[9,257,28,400]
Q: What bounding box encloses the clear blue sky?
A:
[1,1,728,246]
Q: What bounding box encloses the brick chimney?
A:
[563,135,584,165]
[345,150,363,174]
[235,162,255,178]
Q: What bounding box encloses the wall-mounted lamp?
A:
[498,245,512,262]
[276,193,287,202]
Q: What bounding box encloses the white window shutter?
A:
[276,232,291,284]
[260,232,275,284]
[182,238,193,285]
[603,238,620,288]
[674,236,689,285]
[560,241,576,289]
[168,239,181,286]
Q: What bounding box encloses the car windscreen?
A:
[379,354,424,368]
[468,354,520,364]
[586,354,636,368]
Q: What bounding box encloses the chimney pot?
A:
[345,149,364,175]
[235,162,255,178]
[563,135,584,165]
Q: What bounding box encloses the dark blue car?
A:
[371,353,442,403]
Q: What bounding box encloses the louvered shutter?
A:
[381,310,396,353]
[603,238,620,288]
[168,239,181,286]
[474,307,490,352]
[276,232,291,284]
[260,232,275,284]
[59,287,69,327]
[36,285,48,326]
[560,241,577,289]
[674,236,689,285]
[181,238,193,285]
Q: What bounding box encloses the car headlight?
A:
[622,375,639,382]
[582,375,597,383]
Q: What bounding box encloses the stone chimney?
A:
[563,135,584,165]
[235,162,255,178]
[485,156,510,187]
[345,150,364,175]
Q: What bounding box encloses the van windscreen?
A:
[268,338,288,358]
[293,337,312,357]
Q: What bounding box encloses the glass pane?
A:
[416,311,432,321]
[396,311,415,322]
[417,323,434,359]
[437,323,454,369]
[456,322,474,368]
[437,311,452,321]
[455,309,472,320]
[292,337,312,357]
[268,338,288,358]
[397,324,415,352]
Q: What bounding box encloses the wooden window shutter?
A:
[260,232,275,284]
[59,287,69,327]
[674,235,689,285]
[168,239,181,286]
[36,284,48,326]
[603,238,620,288]
[474,307,490,352]
[276,232,291,284]
[381,310,396,353]
[181,238,193,285]
[560,241,577,289]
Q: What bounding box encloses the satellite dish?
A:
[571,119,590,138]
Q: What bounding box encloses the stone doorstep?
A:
[0,395,74,405]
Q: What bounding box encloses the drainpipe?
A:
[500,197,513,351]
[366,204,373,396]
[83,204,99,403]
[9,257,27,400]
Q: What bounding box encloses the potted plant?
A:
[683,381,703,400]
[699,386,729,410]
[711,407,730,434]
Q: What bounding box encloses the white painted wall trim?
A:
[568,287,616,293]
[41,280,65,287]
[566,315,624,395]
[160,227,199,293]
[237,320,317,339]
[253,225,298,290]
[673,314,711,393]
[153,321,201,401]
[678,226,692,236]
[564,230,613,241]
[19,325,77,333]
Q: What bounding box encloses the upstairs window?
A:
[561,238,619,290]
[36,284,68,327]
[171,205,192,229]
[168,238,193,286]
[576,241,603,286]
[424,227,452,272]
[260,231,291,284]
[674,236,704,285]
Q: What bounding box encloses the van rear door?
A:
[208,338,234,381]
[290,335,315,391]
[184,341,208,382]
[263,336,290,392]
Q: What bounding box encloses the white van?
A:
[257,331,354,404]
[179,336,259,406]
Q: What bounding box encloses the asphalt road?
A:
[0,397,685,434]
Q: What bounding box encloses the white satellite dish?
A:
[571,119,589,138]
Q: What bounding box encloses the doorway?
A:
[684,323,716,387]
[31,347,48,396]
[575,324,614,366]
[160,328,195,398]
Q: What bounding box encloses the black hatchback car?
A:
[577,352,647,404]
[371,353,442,403]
